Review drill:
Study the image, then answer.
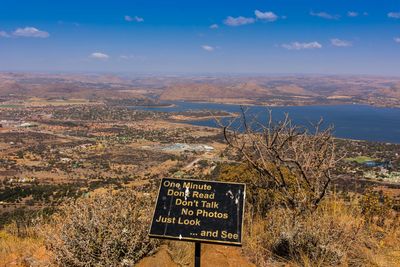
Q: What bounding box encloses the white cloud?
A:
[0,31,10,37]
[90,52,110,60]
[347,11,358,17]
[394,37,400,43]
[134,16,144,22]
[310,11,339,20]
[13,27,49,38]
[331,38,352,47]
[119,55,132,59]
[388,12,400,19]
[119,54,146,61]
[282,41,322,50]
[209,24,218,29]
[201,45,214,52]
[58,21,80,27]
[125,15,144,22]
[224,16,255,26]
[254,10,278,22]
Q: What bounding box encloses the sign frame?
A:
[148,177,246,246]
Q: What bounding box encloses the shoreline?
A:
[157,100,400,109]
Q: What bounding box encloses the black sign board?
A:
[149,178,246,246]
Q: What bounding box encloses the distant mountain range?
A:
[1,72,400,107]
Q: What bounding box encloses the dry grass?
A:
[0,228,51,267]
[242,196,400,267]
[167,241,194,266]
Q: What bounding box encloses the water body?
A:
[132,102,400,144]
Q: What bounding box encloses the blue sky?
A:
[0,0,399,75]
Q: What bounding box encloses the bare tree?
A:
[218,107,339,214]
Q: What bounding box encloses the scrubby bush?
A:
[41,189,160,266]
[360,189,393,226]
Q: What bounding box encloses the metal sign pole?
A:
[195,242,201,267]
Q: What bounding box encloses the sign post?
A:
[195,242,201,267]
[149,178,246,266]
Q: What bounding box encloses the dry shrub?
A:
[41,189,160,267]
[220,110,339,215]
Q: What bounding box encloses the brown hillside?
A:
[159,82,271,101]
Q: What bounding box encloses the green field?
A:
[0,104,24,108]
[345,156,378,163]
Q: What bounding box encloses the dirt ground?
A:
[137,244,256,267]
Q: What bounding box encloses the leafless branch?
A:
[219,108,337,214]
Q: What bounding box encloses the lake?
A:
[132,102,400,144]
